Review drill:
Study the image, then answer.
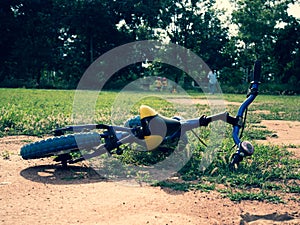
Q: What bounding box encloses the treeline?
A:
[0,0,299,93]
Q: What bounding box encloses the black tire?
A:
[21,132,101,160]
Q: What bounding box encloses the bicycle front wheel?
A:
[20,132,101,160]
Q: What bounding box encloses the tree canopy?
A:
[0,0,299,93]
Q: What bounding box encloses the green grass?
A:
[1,89,298,137]
[223,93,300,122]
[0,88,299,202]
[0,88,75,136]
[226,190,284,203]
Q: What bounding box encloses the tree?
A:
[0,0,21,82]
[4,0,297,92]
[2,0,63,87]
[231,0,297,84]
[152,0,231,85]
[109,0,166,40]
[1,0,135,88]
[54,0,134,87]
[274,16,300,85]
[159,0,229,66]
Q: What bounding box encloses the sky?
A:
[287,2,300,18]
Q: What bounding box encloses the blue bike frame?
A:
[232,82,259,145]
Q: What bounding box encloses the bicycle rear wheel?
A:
[21,132,101,160]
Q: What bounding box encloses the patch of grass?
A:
[243,128,273,140]
[286,144,298,149]
[168,142,300,201]
[227,190,284,204]
[154,180,215,192]
[21,139,34,143]
[287,185,300,193]
[262,182,283,191]
[1,150,11,160]
[1,89,298,136]
[223,94,300,122]
[0,89,75,136]
[154,181,191,191]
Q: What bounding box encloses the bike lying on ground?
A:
[21,61,261,171]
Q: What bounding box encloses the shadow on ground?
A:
[240,212,299,224]
[20,164,107,185]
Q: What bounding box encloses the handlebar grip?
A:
[253,60,261,83]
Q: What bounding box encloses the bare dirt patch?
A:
[255,120,300,158]
[252,110,271,115]
[167,98,241,106]
[0,135,299,225]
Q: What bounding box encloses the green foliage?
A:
[166,142,300,202]
[287,184,300,194]
[153,180,215,192]
[158,0,231,69]
[0,88,74,136]
[218,67,245,85]
[1,150,11,160]
[1,0,299,89]
[231,0,300,86]
[227,191,284,204]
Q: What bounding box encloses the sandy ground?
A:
[0,120,299,225]
[167,98,242,106]
[255,120,300,158]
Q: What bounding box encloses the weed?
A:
[286,144,298,149]
[1,150,11,160]
[21,139,33,143]
[153,180,215,192]
[287,184,300,193]
[227,190,284,204]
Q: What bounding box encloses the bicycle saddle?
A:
[139,105,181,150]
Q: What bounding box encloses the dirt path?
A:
[167,98,242,106]
[0,135,299,225]
[255,120,300,158]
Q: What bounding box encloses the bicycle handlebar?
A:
[233,60,261,142]
[229,60,261,169]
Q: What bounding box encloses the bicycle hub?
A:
[239,141,254,157]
